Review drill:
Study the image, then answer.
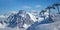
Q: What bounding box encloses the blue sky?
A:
[0,0,60,14]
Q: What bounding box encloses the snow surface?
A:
[35,21,60,30]
[28,12,44,22]
[1,21,60,30]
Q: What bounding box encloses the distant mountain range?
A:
[0,10,60,30]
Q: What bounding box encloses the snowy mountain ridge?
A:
[0,10,60,30]
[1,10,44,28]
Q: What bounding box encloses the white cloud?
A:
[0,11,18,18]
[35,5,41,8]
[7,11,18,16]
[0,15,6,18]
[8,11,18,14]
[1,11,18,19]
[22,5,31,9]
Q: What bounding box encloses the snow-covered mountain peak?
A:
[0,10,58,30]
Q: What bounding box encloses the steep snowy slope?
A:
[34,21,60,30]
